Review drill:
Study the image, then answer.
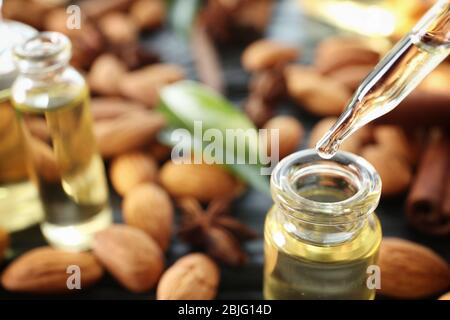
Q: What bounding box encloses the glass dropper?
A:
[316,0,450,159]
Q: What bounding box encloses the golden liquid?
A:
[13,85,111,250]
[263,188,382,300]
[0,97,43,231]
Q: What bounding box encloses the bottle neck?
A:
[13,32,72,77]
[271,150,381,245]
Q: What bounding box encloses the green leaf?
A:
[157,81,270,196]
[168,0,203,38]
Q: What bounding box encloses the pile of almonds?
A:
[1,1,449,300]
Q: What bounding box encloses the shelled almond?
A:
[263,116,304,159]
[160,161,239,203]
[92,225,164,293]
[285,65,351,116]
[123,183,174,251]
[88,54,127,96]
[379,238,450,299]
[157,253,220,300]
[110,152,158,196]
[119,64,185,107]
[1,247,103,294]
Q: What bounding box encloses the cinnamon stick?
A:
[376,90,450,127]
[406,129,450,236]
[191,23,225,94]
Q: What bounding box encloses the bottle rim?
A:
[13,32,71,74]
[271,149,382,225]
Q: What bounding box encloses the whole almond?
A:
[98,12,138,45]
[373,125,416,165]
[119,64,185,107]
[123,183,173,251]
[309,117,371,154]
[30,138,60,183]
[88,54,127,96]
[327,64,373,91]
[157,253,220,300]
[315,36,380,74]
[110,152,158,196]
[1,247,103,294]
[378,238,450,299]
[263,116,304,159]
[92,225,164,293]
[130,0,166,31]
[160,161,238,202]
[0,228,9,263]
[95,111,166,158]
[285,65,351,116]
[242,39,299,72]
[91,97,147,122]
[361,145,412,196]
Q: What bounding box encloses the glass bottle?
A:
[11,32,112,251]
[264,149,382,299]
[0,18,43,231]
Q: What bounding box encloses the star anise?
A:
[177,196,258,266]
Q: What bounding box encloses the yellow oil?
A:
[263,187,382,300]
[0,98,43,231]
[13,85,111,250]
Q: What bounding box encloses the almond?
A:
[378,238,450,299]
[1,247,103,294]
[123,183,173,251]
[95,111,166,158]
[92,225,164,293]
[88,54,127,96]
[373,125,417,165]
[91,97,147,121]
[308,117,371,154]
[263,116,304,159]
[315,36,380,74]
[327,64,373,91]
[0,228,9,263]
[129,0,166,31]
[98,12,138,45]
[242,39,299,72]
[30,137,60,183]
[361,145,412,196]
[119,64,185,107]
[110,152,158,196]
[160,161,238,202]
[157,253,220,300]
[285,65,351,116]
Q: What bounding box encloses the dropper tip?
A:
[315,134,340,159]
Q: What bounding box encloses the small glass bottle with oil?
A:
[11,32,112,251]
[264,150,382,300]
[0,18,43,232]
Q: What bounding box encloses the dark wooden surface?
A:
[1,0,449,300]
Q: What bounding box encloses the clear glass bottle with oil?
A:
[0,18,43,232]
[264,150,382,300]
[11,32,112,250]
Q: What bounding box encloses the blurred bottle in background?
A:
[300,0,433,38]
[0,14,44,232]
